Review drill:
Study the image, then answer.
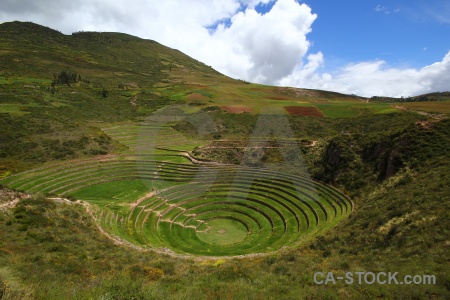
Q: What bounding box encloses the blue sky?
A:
[251,0,450,71]
[303,0,450,69]
[1,0,449,97]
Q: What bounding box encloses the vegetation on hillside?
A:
[1,153,448,299]
[0,21,449,299]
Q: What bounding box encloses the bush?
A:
[101,88,109,98]
[17,224,28,231]
[66,195,77,202]
[144,267,164,280]
[52,70,79,86]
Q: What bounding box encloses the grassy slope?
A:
[0,155,448,299]
[0,21,222,173]
[0,21,449,299]
[0,21,405,175]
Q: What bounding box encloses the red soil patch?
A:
[284,106,324,117]
[221,106,252,114]
[187,93,207,100]
[266,96,289,100]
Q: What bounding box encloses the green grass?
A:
[1,153,352,256]
[0,104,29,115]
[71,180,150,204]
[396,100,450,114]
[196,218,251,246]
[0,76,52,85]
[2,160,448,299]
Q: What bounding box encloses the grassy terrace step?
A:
[150,182,311,230]
[2,157,192,186]
[107,174,350,255]
[1,155,352,256]
[4,160,203,193]
[102,124,205,153]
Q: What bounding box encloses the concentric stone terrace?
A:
[1,156,352,256]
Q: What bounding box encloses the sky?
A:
[1,0,449,97]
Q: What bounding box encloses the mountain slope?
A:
[0,21,368,172]
[0,21,230,172]
[0,21,221,84]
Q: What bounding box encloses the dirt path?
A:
[308,140,318,147]
[180,151,227,166]
[0,195,80,211]
[130,191,156,208]
[0,199,19,210]
[392,105,446,120]
[48,197,92,212]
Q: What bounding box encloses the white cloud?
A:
[375,5,388,13]
[207,0,317,83]
[375,4,400,15]
[0,0,316,85]
[0,0,449,97]
[279,51,450,97]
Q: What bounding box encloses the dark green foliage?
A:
[327,119,449,186]
[0,111,114,169]
[322,136,361,184]
[202,105,221,112]
[100,88,109,98]
[52,70,79,86]
[9,195,55,231]
[66,195,77,202]
[371,91,450,102]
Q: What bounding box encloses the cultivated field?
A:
[1,121,352,257]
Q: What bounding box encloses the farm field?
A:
[394,100,450,114]
[1,121,352,257]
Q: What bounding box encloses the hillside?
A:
[0,21,405,173]
[0,21,449,299]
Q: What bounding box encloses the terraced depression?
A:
[1,119,353,257]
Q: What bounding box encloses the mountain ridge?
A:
[1,21,449,99]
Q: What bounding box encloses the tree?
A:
[52,70,79,86]
[101,88,109,98]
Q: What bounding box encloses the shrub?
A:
[52,70,79,86]
[17,224,28,231]
[101,88,109,98]
[144,267,164,280]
